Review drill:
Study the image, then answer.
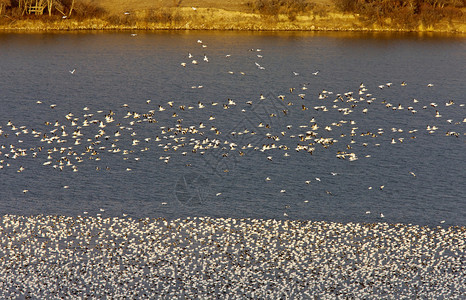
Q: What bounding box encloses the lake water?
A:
[0,31,464,226]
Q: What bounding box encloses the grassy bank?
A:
[0,0,464,32]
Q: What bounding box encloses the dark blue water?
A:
[0,31,464,226]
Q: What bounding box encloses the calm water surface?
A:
[0,31,464,226]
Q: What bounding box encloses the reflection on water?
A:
[0,31,464,226]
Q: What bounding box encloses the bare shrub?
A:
[146,8,175,23]
[0,0,12,15]
[312,4,329,17]
[332,0,464,27]
[425,0,463,7]
[7,6,21,17]
[250,0,312,21]
[71,1,106,19]
[172,0,183,7]
[419,3,442,25]
[106,13,137,26]
[441,6,463,19]
[333,0,358,12]
[392,6,418,29]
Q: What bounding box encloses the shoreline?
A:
[2,25,464,34]
[2,27,465,34]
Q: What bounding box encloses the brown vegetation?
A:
[0,0,11,15]
[248,0,314,21]
[333,0,465,29]
[0,0,464,32]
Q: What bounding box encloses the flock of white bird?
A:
[0,37,465,297]
[0,215,464,298]
[0,39,464,187]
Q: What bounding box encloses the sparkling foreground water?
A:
[1,215,464,298]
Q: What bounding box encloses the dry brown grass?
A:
[96,0,260,15]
